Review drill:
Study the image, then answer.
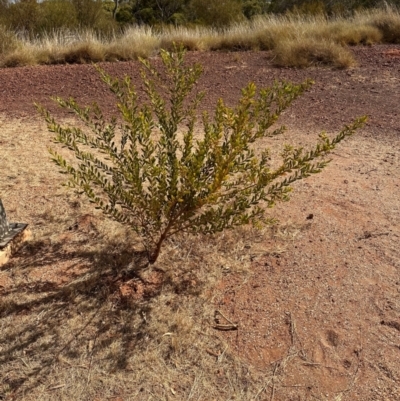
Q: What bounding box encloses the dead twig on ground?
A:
[213,310,238,330]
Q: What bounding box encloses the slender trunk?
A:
[147,218,176,264]
[148,232,167,264]
[112,0,119,20]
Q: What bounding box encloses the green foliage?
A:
[290,0,326,16]
[37,0,79,32]
[187,0,245,27]
[71,0,110,30]
[6,0,40,32]
[119,0,188,25]
[115,3,136,25]
[37,47,366,264]
[1,0,116,35]
[242,0,269,19]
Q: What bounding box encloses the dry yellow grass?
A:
[318,21,383,45]
[159,26,214,51]
[273,37,356,68]
[358,7,400,43]
[1,7,399,68]
[1,49,36,68]
[0,25,18,55]
[105,26,161,60]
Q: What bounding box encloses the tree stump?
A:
[0,199,31,266]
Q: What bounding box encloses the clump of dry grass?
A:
[320,21,383,45]
[1,49,36,68]
[208,21,268,51]
[159,25,214,51]
[63,41,106,64]
[207,16,298,51]
[105,25,161,60]
[274,37,356,69]
[361,7,400,43]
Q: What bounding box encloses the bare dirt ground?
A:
[0,45,399,400]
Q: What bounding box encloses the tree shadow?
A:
[0,233,208,397]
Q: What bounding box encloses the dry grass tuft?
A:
[63,41,106,64]
[159,26,213,51]
[273,37,356,69]
[208,22,265,51]
[363,8,400,43]
[325,21,382,45]
[208,16,298,51]
[105,26,161,60]
[1,48,36,68]
[0,30,107,67]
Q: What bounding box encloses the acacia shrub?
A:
[37,47,366,264]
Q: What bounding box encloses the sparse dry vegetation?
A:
[0,7,400,68]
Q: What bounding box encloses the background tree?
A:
[242,0,270,19]
[37,0,79,32]
[1,0,116,34]
[71,0,104,28]
[268,0,399,14]
[115,0,187,25]
[6,0,40,33]
[187,0,245,27]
